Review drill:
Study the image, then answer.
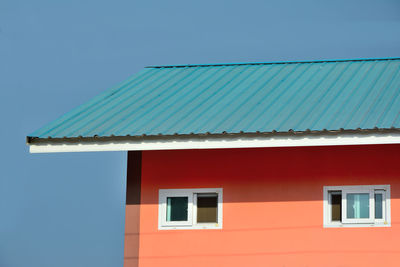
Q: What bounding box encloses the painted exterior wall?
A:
[133,145,400,267]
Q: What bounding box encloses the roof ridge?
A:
[146,57,400,69]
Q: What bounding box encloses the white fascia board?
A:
[29,132,400,153]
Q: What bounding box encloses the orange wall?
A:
[137,145,400,267]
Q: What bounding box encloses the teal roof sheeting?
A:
[29,58,400,140]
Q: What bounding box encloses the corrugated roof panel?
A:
[346,62,398,129]
[29,58,400,140]
[257,63,328,132]
[359,69,400,128]
[378,88,400,128]
[89,67,202,137]
[329,60,389,130]
[133,66,230,135]
[276,62,343,131]
[222,63,301,133]
[205,65,277,133]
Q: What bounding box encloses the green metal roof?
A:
[28,58,400,141]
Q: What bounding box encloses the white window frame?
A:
[160,191,193,227]
[323,185,391,228]
[159,188,223,230]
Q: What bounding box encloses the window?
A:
[159,188,223,230]
[323,185,390,227]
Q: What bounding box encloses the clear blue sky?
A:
[1,1,399,266]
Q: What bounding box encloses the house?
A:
[27,58,400,267]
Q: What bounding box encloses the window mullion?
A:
[187,193,194,226]
[192,193,197,225]
[369,189,375,222]
[341,191,347,223]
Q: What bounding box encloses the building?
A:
[27,58,400,267]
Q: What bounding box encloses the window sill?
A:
[323,223,391,228]
[159,223,222,230]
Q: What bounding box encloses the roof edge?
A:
[28,130,400,153]
[27,128,400,145]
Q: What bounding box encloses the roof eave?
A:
[27,129,400,153]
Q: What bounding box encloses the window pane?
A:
[197,194,218,223]
[167,197,188,221]
[331,193,342,221]
[375,193,383,219]
[347,193,369,219]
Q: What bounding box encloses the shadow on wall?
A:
[137,144,400,204]
[126,151,141,205]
